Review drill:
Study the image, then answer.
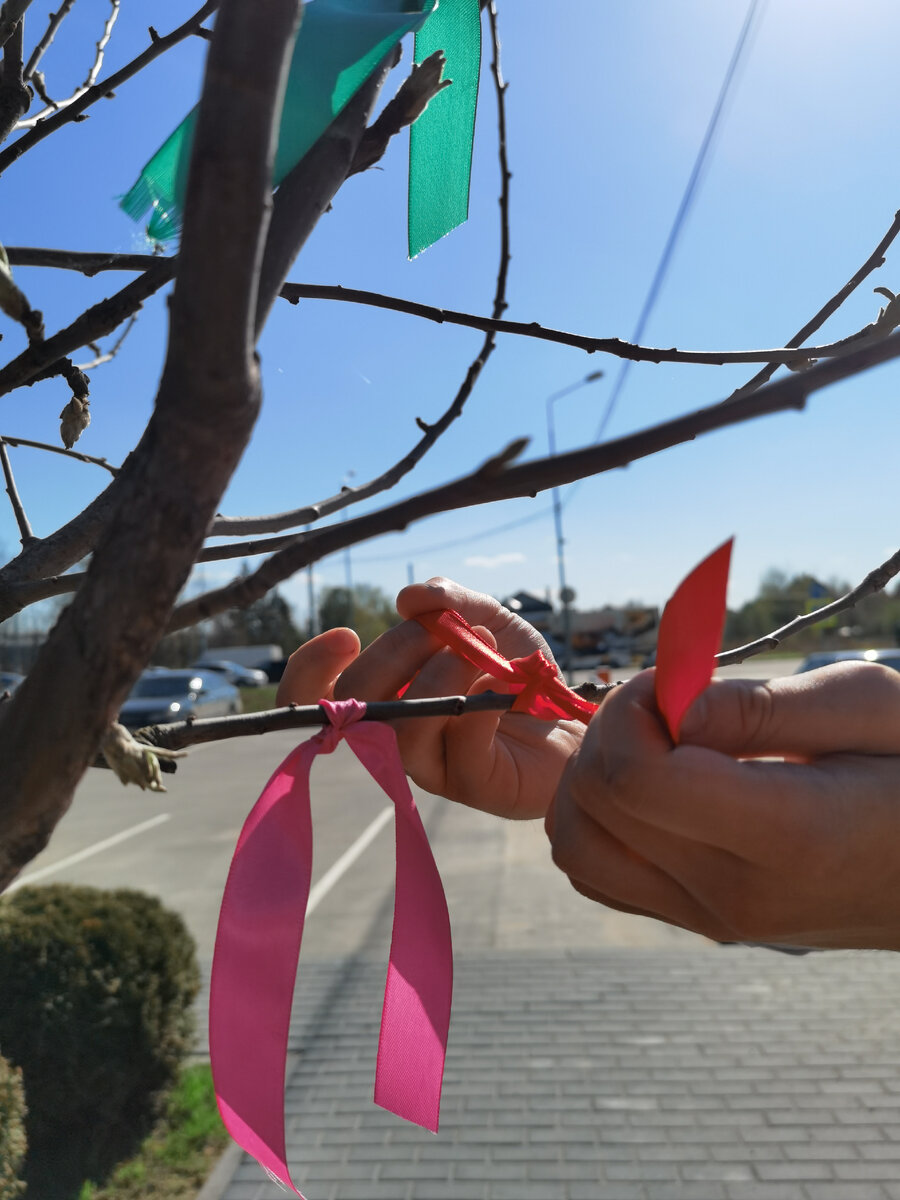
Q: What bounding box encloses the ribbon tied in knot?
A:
[209,698,452,1197]
[415,608,599,724]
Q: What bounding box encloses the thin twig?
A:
[167,327,900,633]
[221,2,514,543]
[22,0,75,81]
[75,313,137,370]
[0,437,34,544]
[0,0,218,174]
[726,208,900,402]
[0,433,118,474]
[7,246,900,369]
[348,48,450,175]
[0,258,175,398]
[717,548,900,666]
[16,0,121,129]
[11,322,900,621]
[134,683,618,756]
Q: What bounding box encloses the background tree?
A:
[318,583,397,648]
[2,2,900,890]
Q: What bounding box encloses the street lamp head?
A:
[585,370,605,382]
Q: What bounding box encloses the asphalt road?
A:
[8,656,802,974]
[25,654,900,1200]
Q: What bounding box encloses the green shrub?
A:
[0,1052,26,1200]
[0,885,200,1200]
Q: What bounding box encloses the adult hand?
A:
[334,577,584,819]
[276,626,361,706]
[546,660,900,950]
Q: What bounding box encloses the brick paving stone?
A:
[212,825,900,1200]
[805,1186,891,1200]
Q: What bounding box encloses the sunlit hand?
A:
[546,661,900,950]
[276,627,361,706]
[334,577,584,819]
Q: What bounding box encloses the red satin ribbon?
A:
[209,699,452,1196]
[415,608,599,724]
[654,539,733,740]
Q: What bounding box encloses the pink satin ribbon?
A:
[209,699,452,1196]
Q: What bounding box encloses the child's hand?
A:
[277,626,361,706]
[334,578,584,819]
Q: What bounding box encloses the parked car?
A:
[118,669,242,729]
[794,649,900,674]
[190,659,269,687]
[0,671,24,694]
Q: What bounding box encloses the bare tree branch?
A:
[15,0,120,129]
[22,0,75,82]
[0,437,34,544]
[254,52,392,335]
[0,17,30,142]
[0,0,218,174]
[136,688,612,756]
[213,3,513,540]
[726,208,900,402]
[4,247,163,273]
[168,327,900,632]
[0,433,118,474]
[74,313,137,371]
[0,480,114,592]
[0,0,300,892]
[348,48,450,175]
[8,247,900,370]
[0,0,30,52]
[0,258,174,398]
[717,547,900,666]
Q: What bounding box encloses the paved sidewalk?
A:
[209,796,900,1200]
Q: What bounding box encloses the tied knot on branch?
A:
[100,721,186,792]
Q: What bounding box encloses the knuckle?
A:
[732,681,776,753]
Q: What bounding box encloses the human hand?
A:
[334,577,584,819]
[546,660,900,950]
[276,627,361,706]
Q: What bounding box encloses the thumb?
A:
[276,627,361,706]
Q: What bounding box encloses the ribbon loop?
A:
[509,650,563,715]
[415,608,598,724]
[209,700,452,1196]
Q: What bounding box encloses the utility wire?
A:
[334,2,765,573]
[590,0,765,448]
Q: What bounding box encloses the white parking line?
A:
[6,812,172,892]
[307,806,393,917]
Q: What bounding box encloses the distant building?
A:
[501,591,555,634]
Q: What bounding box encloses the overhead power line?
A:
[591,0,766,446]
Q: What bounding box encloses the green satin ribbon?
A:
[409,0,480,258]
[121,0,481,257]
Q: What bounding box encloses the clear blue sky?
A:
[3,1,900,634]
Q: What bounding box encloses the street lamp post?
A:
[545,371,605,684]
